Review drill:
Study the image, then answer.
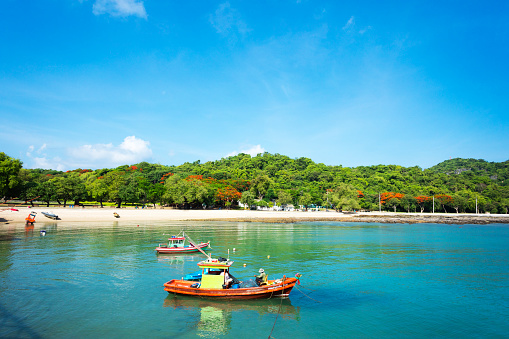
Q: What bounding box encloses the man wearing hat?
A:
[255,268,268,286]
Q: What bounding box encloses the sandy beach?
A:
[1,206,509,225]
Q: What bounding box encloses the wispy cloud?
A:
[26,145,34,157]
[342,16,355,31]
[209,2,249,44]
[93,0,147,19]
[26,144,47,157]
[359,26,372,34]
[227,145,265,158]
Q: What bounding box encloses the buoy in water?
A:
[40,230,46,236]
[267,255,270,259]
[243,263,247,267]
[233,248,236,252]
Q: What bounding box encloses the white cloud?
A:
[33,157,66,171]
[68,136,152,167]
[209,2,249,44]
[342,16,355,31]
[26,136,153,170]
[93,0,147,19]
[359,26,372,34]
[26,145,34,157]
[26,144,47,157]
[227,145,265,157]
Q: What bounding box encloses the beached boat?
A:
[164,257,300,299]
[25,211,37,224]
[156,233,210,254]
[41,212,58,220]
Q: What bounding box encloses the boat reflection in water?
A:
[163,295,300,335]
[156,254,202,265]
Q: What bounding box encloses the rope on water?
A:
[267,296,283,339]
[295,285,322,303]
[295,284,316,292]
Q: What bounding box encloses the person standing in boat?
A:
[255,268,268,286]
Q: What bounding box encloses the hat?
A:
[259,268,264,273]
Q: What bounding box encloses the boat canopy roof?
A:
[169,237,185,241]
[197,258,233,269]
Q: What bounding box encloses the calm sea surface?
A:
[1,221,508,338]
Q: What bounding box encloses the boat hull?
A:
[155,242,209,254]
[164,277,298,299]
[42,212,58,220]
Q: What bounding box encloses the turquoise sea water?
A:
[1,221,508,338]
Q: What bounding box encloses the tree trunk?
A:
[56,199,61,205]
[420,207,424,213]
[454,207,459,213]
[46,200,50,207]
[116,199,122,208]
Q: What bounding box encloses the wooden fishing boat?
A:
[164,257,300,299]
[156,233,210,254]
[41,212,58,220]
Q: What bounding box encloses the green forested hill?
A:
[1,151,508,214]
[429,158,509,184]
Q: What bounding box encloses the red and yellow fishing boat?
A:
[164,257,300,299]
[155,232,210,254]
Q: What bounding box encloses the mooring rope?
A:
[295,284,316,292]
[267,296,283,339]
[295,285,322,303]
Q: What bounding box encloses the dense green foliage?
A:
[1,152,508,213]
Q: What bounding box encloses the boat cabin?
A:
[161,236,186,248]
[197,258,234,289]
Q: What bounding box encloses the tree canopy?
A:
[1,152,508,213]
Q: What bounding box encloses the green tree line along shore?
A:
[1,152,508,213]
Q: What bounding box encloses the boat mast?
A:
[184,232,211,259]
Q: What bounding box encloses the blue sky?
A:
[1,1,508,171]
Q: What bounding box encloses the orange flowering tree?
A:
[159,172,174,184]
[415,195,431,213]
[216,186,242,209]
[435,194,453,213]
[381,192,405,212]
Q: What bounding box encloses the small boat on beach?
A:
[41,212,58,220]
[25,211,37,224]
[164,257,300,299]
[155,232,210,254]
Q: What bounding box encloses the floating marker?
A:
[267,255,270,259]
[243,263,247,267]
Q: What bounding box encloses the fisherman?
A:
[224,271,233,288]
[222,270,233,289]
[255,268,268,286]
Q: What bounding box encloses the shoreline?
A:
[1,207,509,225]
